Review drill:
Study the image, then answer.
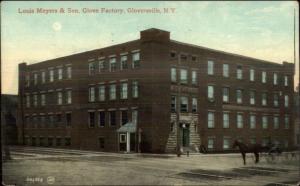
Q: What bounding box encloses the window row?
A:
[88,109,138,128]
[207,60,290,86]
[88,51,140,75]
[24,136,71,146]
[89,81,138,102]
[171,96,197,113]
[25,112,72,128]
[208,86,290,108]
[25,90,72,108]
[207,137,289,150]
[25,65,72,87]
[170,68,197,85]
[207,111,290,129]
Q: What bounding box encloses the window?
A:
[132,110,138,124]
[250,138,256,144]
[48,115,54,127]
[66,113,71,127]
[180,69,188,84]
[262,92,267,106]
[56,114,62,123]
[66,66,72,79]
[58,68,63,80]
[207,60,214,75]
[89,62,95,75]
[34,73,38,85]
[250,69,255,81]
[99,137,105,149]
[261,137,268,146]
[262,116,268,129]
[65,137,71,146]
[98,111,105,127]
[132,52,140,68]
[207,138,214,149]
[40,115,45,127]
[284,76,288,86]
[250,115,256,129]
[25,116,30,128]
[171,96,176,112]
[132,81,138,98]
[41,71,46,83]
[32,137,36,146]
[99,59,106,72]
[208,112,215,128]
[66,90,72,104]
[120,55,128,70]
[57,91,62,105]
[237,113,243,128]
[109,111,116,126]
[284,95,289,107]
[236,89,243,104]
[120,134,126,143]
[170,52,176,58]
[171,68,177,82]
[223,87,229,103]
[25,73,30,87]
[274,116,279,129]
[120,83,128,99]
[49,69,54,82]
[33,94,38,107]
[109,84,116,100]
[223,64,229,77]
[250,90,255,105]
[39,137,44,146]
[56,137,61,146]
[236,65,243,79]
[284,140,288,148]
[121,110,128,125]
[33,116,38,128]
[180,54,187,61]
[180,96,188,112]
[223,112,229,128]
[41,94,46,106]
[26,95,30,108]
[273,93,279,107]
[223,138,230,150]
[109,57,116,72]
[88,112,95,128]
[89,87,95,102]
[208,85,214,101]
[191,56,197,61]
[284,115,289,129]
[191,70,197,85]
[262,71,267,83]
[192,98,197,113]
[98,85,105,101]
[273,73,278,85]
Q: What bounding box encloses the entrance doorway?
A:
[119,132,136,152]
[182,127,190,147]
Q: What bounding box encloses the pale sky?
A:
[1,1,299,94]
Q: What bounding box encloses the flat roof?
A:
[171,40,290,66]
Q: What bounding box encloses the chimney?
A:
[140,28,170,43]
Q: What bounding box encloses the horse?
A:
[232,140,262,165]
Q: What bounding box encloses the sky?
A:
[1,1,299,94]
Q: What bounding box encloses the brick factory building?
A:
[17,28,295,153]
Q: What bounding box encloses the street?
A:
[2,146,300,186]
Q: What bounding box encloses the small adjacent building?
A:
[2,94,18,146]
[17,28,295,153]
